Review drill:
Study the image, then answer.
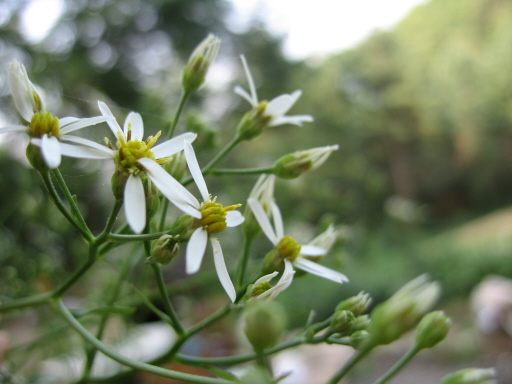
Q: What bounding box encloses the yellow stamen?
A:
[29,112,59,138]
[276,235,301,262]
[197,200,242,235]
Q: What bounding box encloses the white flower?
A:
[248,198,348,284]
[248,259,295,301]
[97,101,202,234]
[180,140,244,302]
[234,55,313,127]
[2,61,111,169]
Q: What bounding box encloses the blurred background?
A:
[2,0,512,382]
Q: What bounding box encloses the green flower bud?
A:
[236,102,272,141]
[26,142,48,172]
[149,235,180,265]
[351,314,371,332]
[415,310,451,349]
[272,145,338,179]
[182,34,220,94]
[244,301,287,353]
[239,366,277,384]
[350,330,370,350]
[440,368,496,384]
[335,292,372,317]
[329,310,356,335]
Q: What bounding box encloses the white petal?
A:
[226,210,244,227]
[137,157,201,218]
[265,94,296,119]
[239,55,258,106]
[263,259,295,301]
[58,117,79,127]
[0,125,27,134]
[300,245,327,257]
[8,61,36,122]
[293,258,349,284]
[124,174,146,234]
[124,112,143,141]
[247,198,277,245]
[186,228,208,274]
[211,238,236,302]
[59,136,115,159]
[98,101,123,138]
[40,135,61,169]
[271,115,314,127]
[271,202,285,240]
[184,140,209,202]
[152,132,198,159]
[253,271,279,286]
[233,86,255,106]
[59,116,110,135]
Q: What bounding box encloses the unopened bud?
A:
[182,34,220,94]
[415,310,451,349]
[272,145,338,179]
[351,314,371,332]
[350,330,370,350]
[440,368,496,384]
[236,102,272,141]
[336,292,371,317]
[149,235,180,265]
[244,301,287,353]
[329,310,355,335]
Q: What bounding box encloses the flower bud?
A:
[329,310,356,335]
[272,145,338,179]
[236,102,272,141]
[149,235,180,265]
[415,310,451,349]
[367,275,440,346]
[351,314,371,332]
[244,301,287,353]
[335,292,371,317]
[239,366,276,384]
[440,368,496,384]
[182,34,220,94]
[350,330,370,350]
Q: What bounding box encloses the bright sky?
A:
[20,0,428,58]
[229,0,429,59]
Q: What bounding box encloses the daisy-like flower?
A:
[234,55,313,138]
[178,140,244,302]
[2,61,111,169]
[248,198,348,284]
[247,259,295,301]
[95,101,202,234]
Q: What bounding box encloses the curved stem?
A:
[234,236,253,291]
[96,199,123,243]
[202,136,242,175]
[374,345,421,384]
[53,298,233,384]
[150,263,185,335]
[53,168,93,241]
[327,344,373,384]
[168,91,190,139]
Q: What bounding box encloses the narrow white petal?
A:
[60,135,115,157]
[211,238,236,302]
[59,116,110,135]
[98,101,123,137]
[186,228,208,274]
[253,271,279,286]
[124,175,146,234]
[247,198,277,245]
[239,55,258,105]
[59,141,115,159]
[271,115,314,127]
[0,125,27,134]
[233,86,255,106]
[265,94,295,119]
[184,140,209,202]
[152,132,198,159]
[8,62,36,122]
[124,112,144,141]
[300,245,327,257]
[58,117,79,127]
[271,202,285,240]
[293,258,349,284]
[265,259,295,300]
[40,135,61,169]
[226,210,244,227]
[137,157,201,218]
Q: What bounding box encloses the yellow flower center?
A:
[29,112,59,138]
[276,235,301,262]
[196,200,242,235]
[113,130,167,175]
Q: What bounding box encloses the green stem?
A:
[133,285,173,325]
[209,167,273,176]
[53,298,233,384]
[168,91,190,139]
[53,168,93,240]
[374,345,422,384]
[0,292,51,312]
[150,263,185,335]
[327,344,373,384]
[158,199,170,232]
[96,199,123,243]
[234,236,253,291]
[40,171,91,240]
